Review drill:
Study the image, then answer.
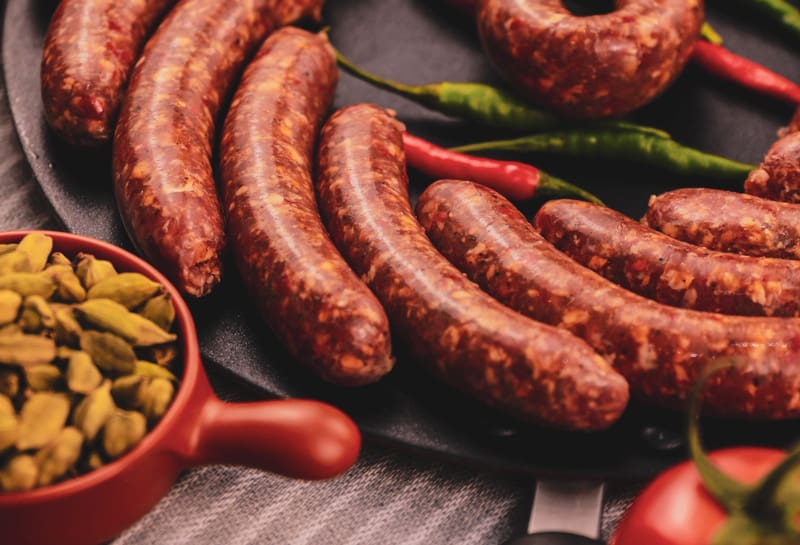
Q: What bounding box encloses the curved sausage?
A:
[645,188,800,260]
[41,0,178,147]
[417,180,800,418]
[744,132,800,204]
[112,0,324,297]
[219,29,392,386]
[535,199,800,317]
[476,0,703,119]
[315,104,628,430]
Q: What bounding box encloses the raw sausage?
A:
[417,179,800,418]
[535,199,800,317]
[220,29,392,386]
[41,0,177,147]
[476,0,703,118]
[112,0,324,297]
[645,188,800,260]
[316,104,628,430]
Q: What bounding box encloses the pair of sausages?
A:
[112,0,324,297]
[417,181,800,419]
[316,104,628,430]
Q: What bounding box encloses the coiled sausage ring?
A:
[477,0,704,118]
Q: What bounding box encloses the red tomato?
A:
[610,447,788,545]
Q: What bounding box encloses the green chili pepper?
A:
[727,0,800,43]
[452,130,756,181]
[335,50,670,138]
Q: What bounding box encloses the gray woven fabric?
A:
[0,48,642,545]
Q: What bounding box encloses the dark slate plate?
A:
[4,0,800,480]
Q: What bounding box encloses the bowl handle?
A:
[186,396,361,480]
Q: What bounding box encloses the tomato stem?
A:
[687,359,752,512]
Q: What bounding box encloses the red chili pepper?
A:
[691,40,800,105]
[402,132,601,203]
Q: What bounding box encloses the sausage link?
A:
[112,0,323,297]
[315,104,628,430]
[745,132,800,204]
[41,0,177,147]
[535,199,800,317]
[219,29,392,386]
[645,188,800,260]
[417,180,800,418]
[476,0,703,118]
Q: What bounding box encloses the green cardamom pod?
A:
[24,365,62,391]
[0,244,17,256]
[72,380,115,441]
[54,307,83,347]
[35,426,83,486]
[75,254,117,290]
[138,293,176,332]
[66,351,103,394]
[0,334,56,367]
[76,299,176,347]
[0,412,17,453]
[16,392,70,450]
[0,272,56,298]
[0,251,32,275]
[48,252,72,267]
[0,394,14,416]
[16,233,53,273]
[46,265,86,303]
[134,360,177,382]
[143,344,179,368]
[0,454,38,492]
[111,375,145,410]
[88,273,162,310]
[18,307,41,333]
[0,333,55,366]
[141,378,175,422]
[22,295,56,329]
[0,290,22,326]
[79,331,135,374]
[102,409,146,460]
[0,368,19,397]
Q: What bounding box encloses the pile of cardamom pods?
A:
[0,233,180,493]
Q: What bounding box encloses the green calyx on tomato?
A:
[611,360,800,545]
[688,361,800,545]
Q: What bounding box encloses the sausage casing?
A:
[315,104,628,430]
[41,0,177,147]
[645,188,800,260]
[417,180,800,418]
[220,29,392,386]
[112,0,324,297]
[536,199,800,317]
[745,132,800,204]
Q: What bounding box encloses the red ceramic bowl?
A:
[0,231,361,545]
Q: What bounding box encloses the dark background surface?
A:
[4,0,800,480]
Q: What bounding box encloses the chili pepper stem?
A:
[702,22,724,44]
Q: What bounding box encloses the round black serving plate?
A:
[4,0,799,480]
